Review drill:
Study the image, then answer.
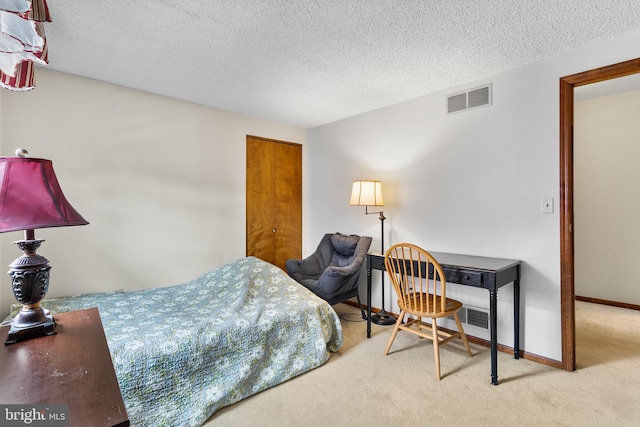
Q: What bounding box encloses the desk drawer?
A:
[444,269,483,287]
[369,255,386,271]
[370,255,483,288]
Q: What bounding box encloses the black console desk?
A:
[366,251,522,385]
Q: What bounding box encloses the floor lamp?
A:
[350,180,396,325]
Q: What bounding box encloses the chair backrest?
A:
[328,232,365,267]
[384,243,448,314]
[309,233,366,268]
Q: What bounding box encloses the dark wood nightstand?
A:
[0,307,129,427]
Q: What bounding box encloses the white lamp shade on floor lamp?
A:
[349,180,384,208]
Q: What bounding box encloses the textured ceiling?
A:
[44,1,640,128]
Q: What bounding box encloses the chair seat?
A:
[398,292,463,318]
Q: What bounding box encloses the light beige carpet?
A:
[205,301,640,426]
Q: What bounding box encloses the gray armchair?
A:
[286,233,372,315]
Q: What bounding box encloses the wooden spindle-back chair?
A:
[384,243,472,380]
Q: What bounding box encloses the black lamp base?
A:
[5,238,56,345]
[5,313,56,345]
[5,305,56,345]
[370,309,396,325]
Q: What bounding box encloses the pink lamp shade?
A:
[0,156,88,233]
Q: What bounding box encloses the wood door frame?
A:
[560,57,640,371]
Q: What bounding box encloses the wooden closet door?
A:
[246,136,301,270]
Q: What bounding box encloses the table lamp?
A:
[0,149,88,344]
[350,180,395,325]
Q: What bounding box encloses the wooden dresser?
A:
[0,307,129,427]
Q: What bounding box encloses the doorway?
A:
[559,57,640,371]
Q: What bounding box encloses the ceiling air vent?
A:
[446,83,492,114]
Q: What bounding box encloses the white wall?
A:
[0,69,306,320]
[306,32,640,362]
[574,89,640,305]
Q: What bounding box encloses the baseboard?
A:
[340,299,564,369]
[576,295,640,311]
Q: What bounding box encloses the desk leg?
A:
[367,267,372,338]
[514,278,521,359]
[490,289,499,385]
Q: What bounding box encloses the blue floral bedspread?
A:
[25,257,343,426]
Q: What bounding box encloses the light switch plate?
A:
[542,197,554,214]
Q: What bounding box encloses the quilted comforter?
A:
[25,257,343,426]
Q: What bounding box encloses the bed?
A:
[13,256,343,426]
